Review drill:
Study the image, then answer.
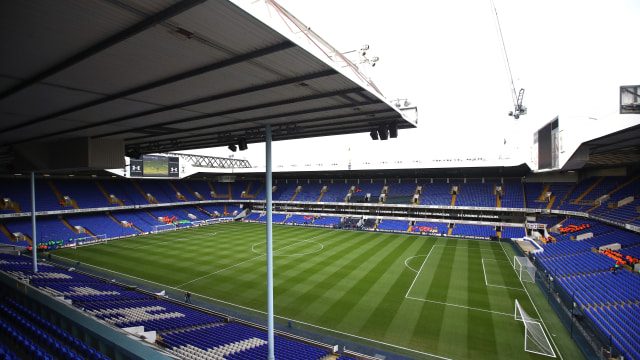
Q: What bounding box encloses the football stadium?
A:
[1,1,640,360]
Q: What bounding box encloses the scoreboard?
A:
[130,155,179,177]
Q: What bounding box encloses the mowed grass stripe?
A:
[465,241,499,358]
[345,236,432,337]
[321,235,424,335]
[279,232,401,323]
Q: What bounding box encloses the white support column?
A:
[31,171,38,273]
[265,124,275,360]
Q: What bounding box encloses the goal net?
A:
[514,299,555,357]
[514,256,536,283]
[73,234,107,249]
[152,224,176,234]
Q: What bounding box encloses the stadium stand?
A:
[0,296,109,360]
[229,180,251,200]
[284,214,315,225]
[455,181,496,207]
[272,183,299,201]
[349,182,384,203]
[295,183,326,202]
[500,180,525,209]
[321,182,352,203]
[501,226,526,239]
[171,181,199,202]
[450,224,496,238]
[254,213,287,223]
[419,181,452,206]
[244,212,261,221]
[209,182,231,199]
[0,253,334,360]
[376,219,409,232]
[410,221,444,235]
[312,216,341,227]
[52,179,116,209]
[98,179,151,206]
[65,213,138,239]
[523,182,546,209]
[110,210,158,233]
[3,174,640,360]
[182,180,215,201]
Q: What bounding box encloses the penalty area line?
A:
[405,296,513,317]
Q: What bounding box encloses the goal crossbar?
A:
[514,256,536,283]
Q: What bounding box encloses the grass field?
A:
[52,222,583,360]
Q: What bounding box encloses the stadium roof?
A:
[562,123,640,171]
[0,0,415,173]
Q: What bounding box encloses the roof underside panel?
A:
[0,0,416,172]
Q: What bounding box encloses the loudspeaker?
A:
[238,138,248,151]
[389,123,398,138]
[378,125,388,140]
[370,130,378,140]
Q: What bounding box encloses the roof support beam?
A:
[126,114,400,154]
[0,0,206,102]
[117,88,363,142]
[9,70,339,145]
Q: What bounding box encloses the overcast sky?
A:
[185,0,640,168]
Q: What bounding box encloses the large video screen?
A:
[536,117,559,170]
[129,155,179,177]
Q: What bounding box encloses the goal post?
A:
[514,299,556,357]
[152,223,176,234]
[514,256,536,283]
[73,234,107,249]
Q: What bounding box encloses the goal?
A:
[514,256,536,283]
[514,299,555,357]
[152,224,176,234]
[73,234,107,249]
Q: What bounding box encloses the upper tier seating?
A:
[349,182,384,203]
[501,180,525,209]
[456,182,495,207]
[295,183,326,202]
[53,179,116,209]
[419,182,452,206]
[171,181,199,201]
[320,182,352,203]
[98,179,151,206]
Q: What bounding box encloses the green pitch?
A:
[52,222,582,360]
